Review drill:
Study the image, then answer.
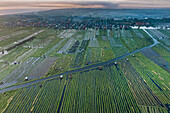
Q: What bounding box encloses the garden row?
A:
[119,29,153,52]
[3,65,142,112]
[128,53,170,107]
[147,29,170,48]
[59,65,141,113]
[74,40,90,67]
[68,40,80,54]
[3,78,65,113]
[152,44,170,63]
[119,59,165,108]
[0,27,41,48]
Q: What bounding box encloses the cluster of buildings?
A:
[2,15,153,30]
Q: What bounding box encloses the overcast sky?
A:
[0,0,170,15]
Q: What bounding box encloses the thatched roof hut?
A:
[25,77,29,81]
[69,75,72,79]
[39,84,42,88]
[60,75,63,79]
[0,81,3,85]
[99,66,103,70]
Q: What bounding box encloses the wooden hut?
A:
[25,77,29,81]
[39,84,42,88]
[60,75,63,79]
[69,75,72,79]
[99,66,103,70]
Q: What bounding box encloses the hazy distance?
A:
[0,0,170,15]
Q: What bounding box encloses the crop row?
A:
[85,48,102,64]
[1,57,41,87]
[46,54,74,76]
[3,64,142,113]
[0,27,40,48]
[133,30,145,38]
[152,44,170,63]
[59,65,140,113]
[74,40,89,67]
[68,40,80,54]
[128,53,170,106]
[110,30,128,57]
[141,48,169,71]
[147,29,170,48]
[4,78,65,113]
[119,30,153,52]
[120,30,133,38]
[119,59,164,107]
[96,30,111,48]
[139,106,168,113]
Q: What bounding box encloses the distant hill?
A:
[0,8,170,23]
[36,8,170,19]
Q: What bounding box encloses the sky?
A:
[0,0,170,15]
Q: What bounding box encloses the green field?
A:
[127,53,170,105]
[147,29,170,48]
[0,27,41,47]
[152,44,170,63]
[2,66,142,113]
[0,26,169,113]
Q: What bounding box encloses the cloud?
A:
[0,0,169,15]
[0,1,119,9]
[0,1,169,11]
